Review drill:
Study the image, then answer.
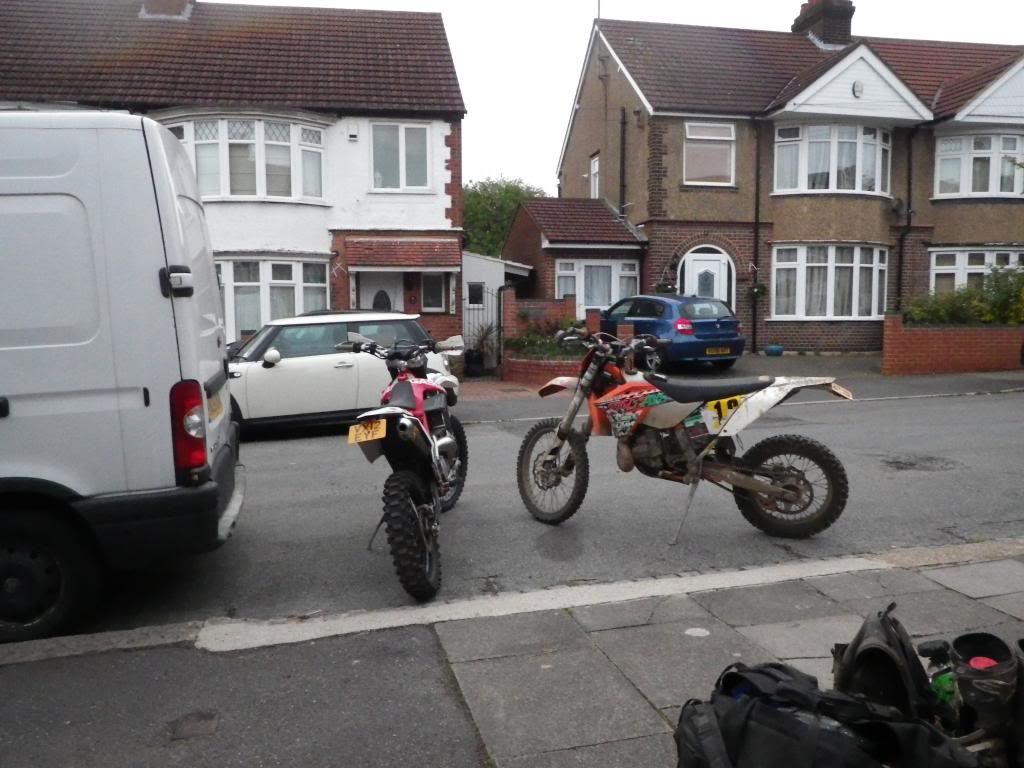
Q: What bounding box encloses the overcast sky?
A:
[210,0,1023,194]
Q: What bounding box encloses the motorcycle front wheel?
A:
[732,434,848,539]
[383,470,441,601]
[516,418,590,525]
[439,414,468,513]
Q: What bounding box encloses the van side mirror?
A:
[263,348,281,368]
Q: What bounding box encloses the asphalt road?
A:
[84,387,1024,635]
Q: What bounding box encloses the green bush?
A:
[906,268,1024,326]
[505,315,584,359]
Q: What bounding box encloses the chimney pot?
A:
[792,0,855,45]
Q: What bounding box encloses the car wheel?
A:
[643,348,668,373]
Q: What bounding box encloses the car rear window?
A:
[349,319,429,346]
[680,301,734,320]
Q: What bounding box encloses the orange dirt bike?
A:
[515,329,853,542]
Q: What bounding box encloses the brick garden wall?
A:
[501,292,577,338]
[881,314,1024,375]
[501,356,580,386]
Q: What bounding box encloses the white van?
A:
[0,112,243,642]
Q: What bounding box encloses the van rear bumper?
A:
[73,427,244,570]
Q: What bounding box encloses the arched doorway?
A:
[677,245,736,308]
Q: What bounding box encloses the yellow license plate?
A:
[702,395,746,432]
[705,347,731,355]
[208,394,224,421]
[348,419,386,444]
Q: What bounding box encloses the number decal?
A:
[701,396,745,433]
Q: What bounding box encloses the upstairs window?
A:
[372,123,430,190]
[935,134,1024,197]
[173,118,324,201]
[684,123,735,186]
[774,125,892,195]
[590,154,600,199]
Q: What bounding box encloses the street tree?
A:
[463,178,545,256]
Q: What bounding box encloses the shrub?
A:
[505,316,584,359]
[906,268,1024,326]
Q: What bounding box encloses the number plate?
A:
[701,395,746,432]
[705,347,731,355]
[348,419,386,444]
[208,394,224,421]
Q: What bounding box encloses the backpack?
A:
[675,661,980,768]
[832,602,949,722]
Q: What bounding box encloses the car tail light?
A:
[675,318,694,335]
[736,323,743,335]
[170,380,207,478]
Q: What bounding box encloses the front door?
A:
[359,273,404,312]
[680,249,732,306]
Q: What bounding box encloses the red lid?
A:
[969,656,999,670]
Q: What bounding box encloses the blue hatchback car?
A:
[599,294,746,371]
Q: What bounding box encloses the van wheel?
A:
[0,508,100,643]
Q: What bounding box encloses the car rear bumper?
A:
[73,425,244,569]
[665,338,747,362]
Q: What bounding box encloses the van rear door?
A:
[143,119,232,475]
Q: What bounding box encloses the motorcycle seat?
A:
[645,373,774,404]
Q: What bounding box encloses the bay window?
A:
[934,134,1024,197]
[683,123,735,186]
[556,260,640,316]
[774,125,892,194]
[772,245,887,319]
[372,123,430,190]
[172,118,325,201]
[218,259,331,340]
[930,250,1024,293]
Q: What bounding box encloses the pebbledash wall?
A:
[882,314,1024,375]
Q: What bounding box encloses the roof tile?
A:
[523,199,644,245]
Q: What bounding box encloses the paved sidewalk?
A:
[6,540,1024,767]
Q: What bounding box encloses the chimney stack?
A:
[792,0,855,46]
[140,0,195,20]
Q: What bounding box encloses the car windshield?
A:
[680,301,734,320]
[233,325,277,361]
[349,319,429,347]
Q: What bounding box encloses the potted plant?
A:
[749,282,768,299]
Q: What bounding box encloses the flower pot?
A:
[764,343,784,357]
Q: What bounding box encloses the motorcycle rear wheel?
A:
[439,414,468,513]
[383,470,441,601]
[516,418,590,525]
[732,434,848,539]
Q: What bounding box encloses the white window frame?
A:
[590,154,600,199]
[773,124,893,196]
[421,273,446,313]
[929,249,1024,292]
[371,122,432,192]
[683,122,736,187]
[556,259,641,317]
[174,118,325,202]
[771,244,888,320]
[218,259,332,341]
[934,133,1024,198]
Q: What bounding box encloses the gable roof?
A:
[0,0,465,116]
[522,199,645,246]
[932,51,1024,117]
[593,18,1022,117]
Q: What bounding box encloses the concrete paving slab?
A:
[498,734,676,768]
[693,580,846,627]
[914,620,1024,650]
[437,609,588,662]
[843,590,1014,636]
[804,569,942,602]
[983,592,1024,621]
[924,560,1024,598]
[650,595,717,625]
[738,614,866,659]
[590,618,775,709]
[0,627,486,768]
[450,646,668,759]
[661,706,682,728]
[570,599,659,632]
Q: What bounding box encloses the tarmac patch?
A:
[167,709,220,741]
[880,454,964,472]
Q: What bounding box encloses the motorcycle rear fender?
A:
[538,376,579,397]
[718,376,852,437]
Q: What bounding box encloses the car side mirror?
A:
[262,347,281,367]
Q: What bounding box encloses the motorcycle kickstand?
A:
[366,514,387,551]
[671,479,701,546]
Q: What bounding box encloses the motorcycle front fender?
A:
[538,376,579,397]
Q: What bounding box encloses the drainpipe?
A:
[896,125,920,311]
[751,119,762,353]
[619,107,627,215]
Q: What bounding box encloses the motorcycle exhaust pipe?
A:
[397,417,417,440]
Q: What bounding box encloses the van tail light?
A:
[170,380,207,482]
[675,318,695,335]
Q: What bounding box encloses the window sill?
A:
[420,308,447,314]
[770,191,893,200]
[767,317,885,322]
[680,183,738,191]
[931,195,1024,203]
[202,197,331,207]
[368,188,437,196]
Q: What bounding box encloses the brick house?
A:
[0,0,466,341]
[549,0,1024,352]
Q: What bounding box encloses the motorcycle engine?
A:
[631,426,691,477]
